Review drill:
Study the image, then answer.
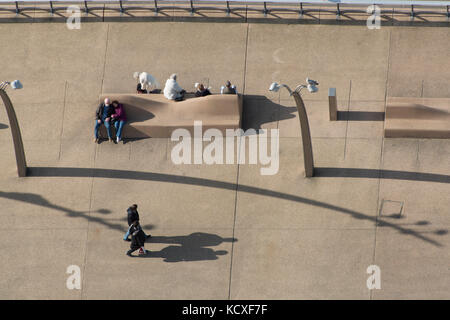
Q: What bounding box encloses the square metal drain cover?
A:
[379,199,404,218]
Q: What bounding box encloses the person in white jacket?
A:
[133,72,160,93]
[163,74,186,101]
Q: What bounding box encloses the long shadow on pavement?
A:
[315,167,450,184]
[131,232,237,262]
[26,166,449,247]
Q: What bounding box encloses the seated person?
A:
[163,74,186,101]
[94,98,114,143]
[136,83,148,94]
[221,80,237,94]
[111,100,127,143]
[134,71,159,94]
[195,83,211,97]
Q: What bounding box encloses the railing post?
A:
[299,2,304,18]
[410,4,415,20]
[226,1,230,16]
[84,0,89,14]
[336,3,341,19]
[49,1,54,15]
[154,0,159,15]
[15,1,20,15]
[263,2,268,17]
[447,5,449,19]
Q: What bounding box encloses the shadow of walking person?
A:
[144,246,228,262]
[137,232,237,262]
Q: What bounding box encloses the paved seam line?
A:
[228,23,249,300]
[58,80,68,160]
[80,172,96,300]
[343,79,352,160]
[371,28,392,301]
[227,160,240,300]
[100,23,110,95]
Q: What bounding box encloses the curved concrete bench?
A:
[97,93,243,138]
[385,97,450,139]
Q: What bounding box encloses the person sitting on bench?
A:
[195,83,211,97]
[164,74,186,101]
[221,80,237,95]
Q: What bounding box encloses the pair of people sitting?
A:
[94,98,127,144]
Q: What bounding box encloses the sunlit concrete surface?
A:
[0,15,448,299]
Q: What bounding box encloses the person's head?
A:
[112,100,119,108]
[170,74,177,81]
[198,83,205,91]
[225,80,232,88]
[131,204,138,211]
[104,98,111,106]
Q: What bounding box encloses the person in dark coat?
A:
[94,98,115,143]
[123,204,151,241]
[126,221,147,256]
[195,83,211,97]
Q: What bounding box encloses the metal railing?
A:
[0,0,449,19]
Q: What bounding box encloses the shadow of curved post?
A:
[292,92,314,177]
[0,89,27,177]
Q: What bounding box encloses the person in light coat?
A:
[133,72,159,93]
[163,74,186,101]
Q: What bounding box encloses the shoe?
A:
[109,138,114,143]
[138,247,146,255]
[94,138,99,143]
[116,137,120,143]
[146,234,152,240]
[126,250,132,256]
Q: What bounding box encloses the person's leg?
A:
[104,120,112,139]
[127,244,139,256]
[116,121,125,141]
[94,121,101,141]
[123,226,131,241]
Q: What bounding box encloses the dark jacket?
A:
[127,207,140,226]
[195,89,211,97]
[129,223,146,250]
[95,103,114,121]
[136,83,148,94]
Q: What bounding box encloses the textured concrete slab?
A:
[0,229,86,300]
[372,228,450,299]
[387,27,450,98]
[102,22,247,96]
[346,101,385,138]
[0,18,449,300]
[278,100,348,138]
[83,227,234,299]
[230,228,374,299]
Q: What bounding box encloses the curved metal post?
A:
[292,91,314,177]
[0,89,27,177]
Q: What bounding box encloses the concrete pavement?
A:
[0,19,449,299]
